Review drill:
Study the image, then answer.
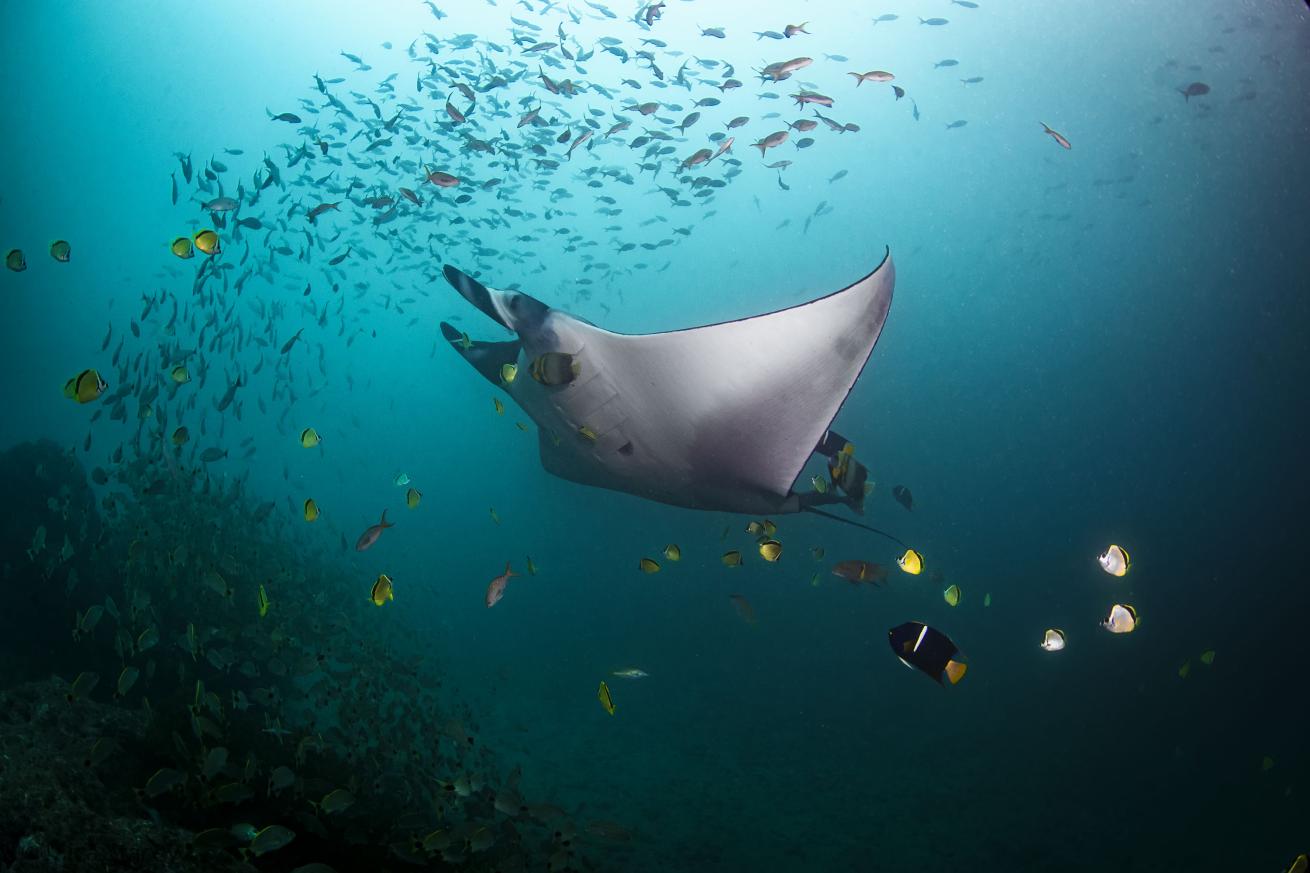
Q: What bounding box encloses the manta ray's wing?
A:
[439,322,521,385]
[561,250,895,506]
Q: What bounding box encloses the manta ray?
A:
[440,248,900,536]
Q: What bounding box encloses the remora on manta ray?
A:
[440,248,903,541]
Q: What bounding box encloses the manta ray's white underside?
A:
[443,249,895,516]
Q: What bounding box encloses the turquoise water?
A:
[2,1,1308,870]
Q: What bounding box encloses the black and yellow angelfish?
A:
[828,442,869,505]
[889,621,967,686]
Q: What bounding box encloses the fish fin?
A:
[813,429,851,458]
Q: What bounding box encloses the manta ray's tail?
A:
[802,506,908,549]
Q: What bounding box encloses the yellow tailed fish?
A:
[67,671,100,702]
[1101,603,1139,634]
[143,767,186,798]
[64,369,107,404]
[248,825,295,857]
[1098,544,1130,576]
[370,574,394,606]
[114,666,140,698]
[597,680,615,715]
[193,229,220,255]
[317,788,355,814]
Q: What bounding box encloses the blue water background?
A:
[2,1,1308,869]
